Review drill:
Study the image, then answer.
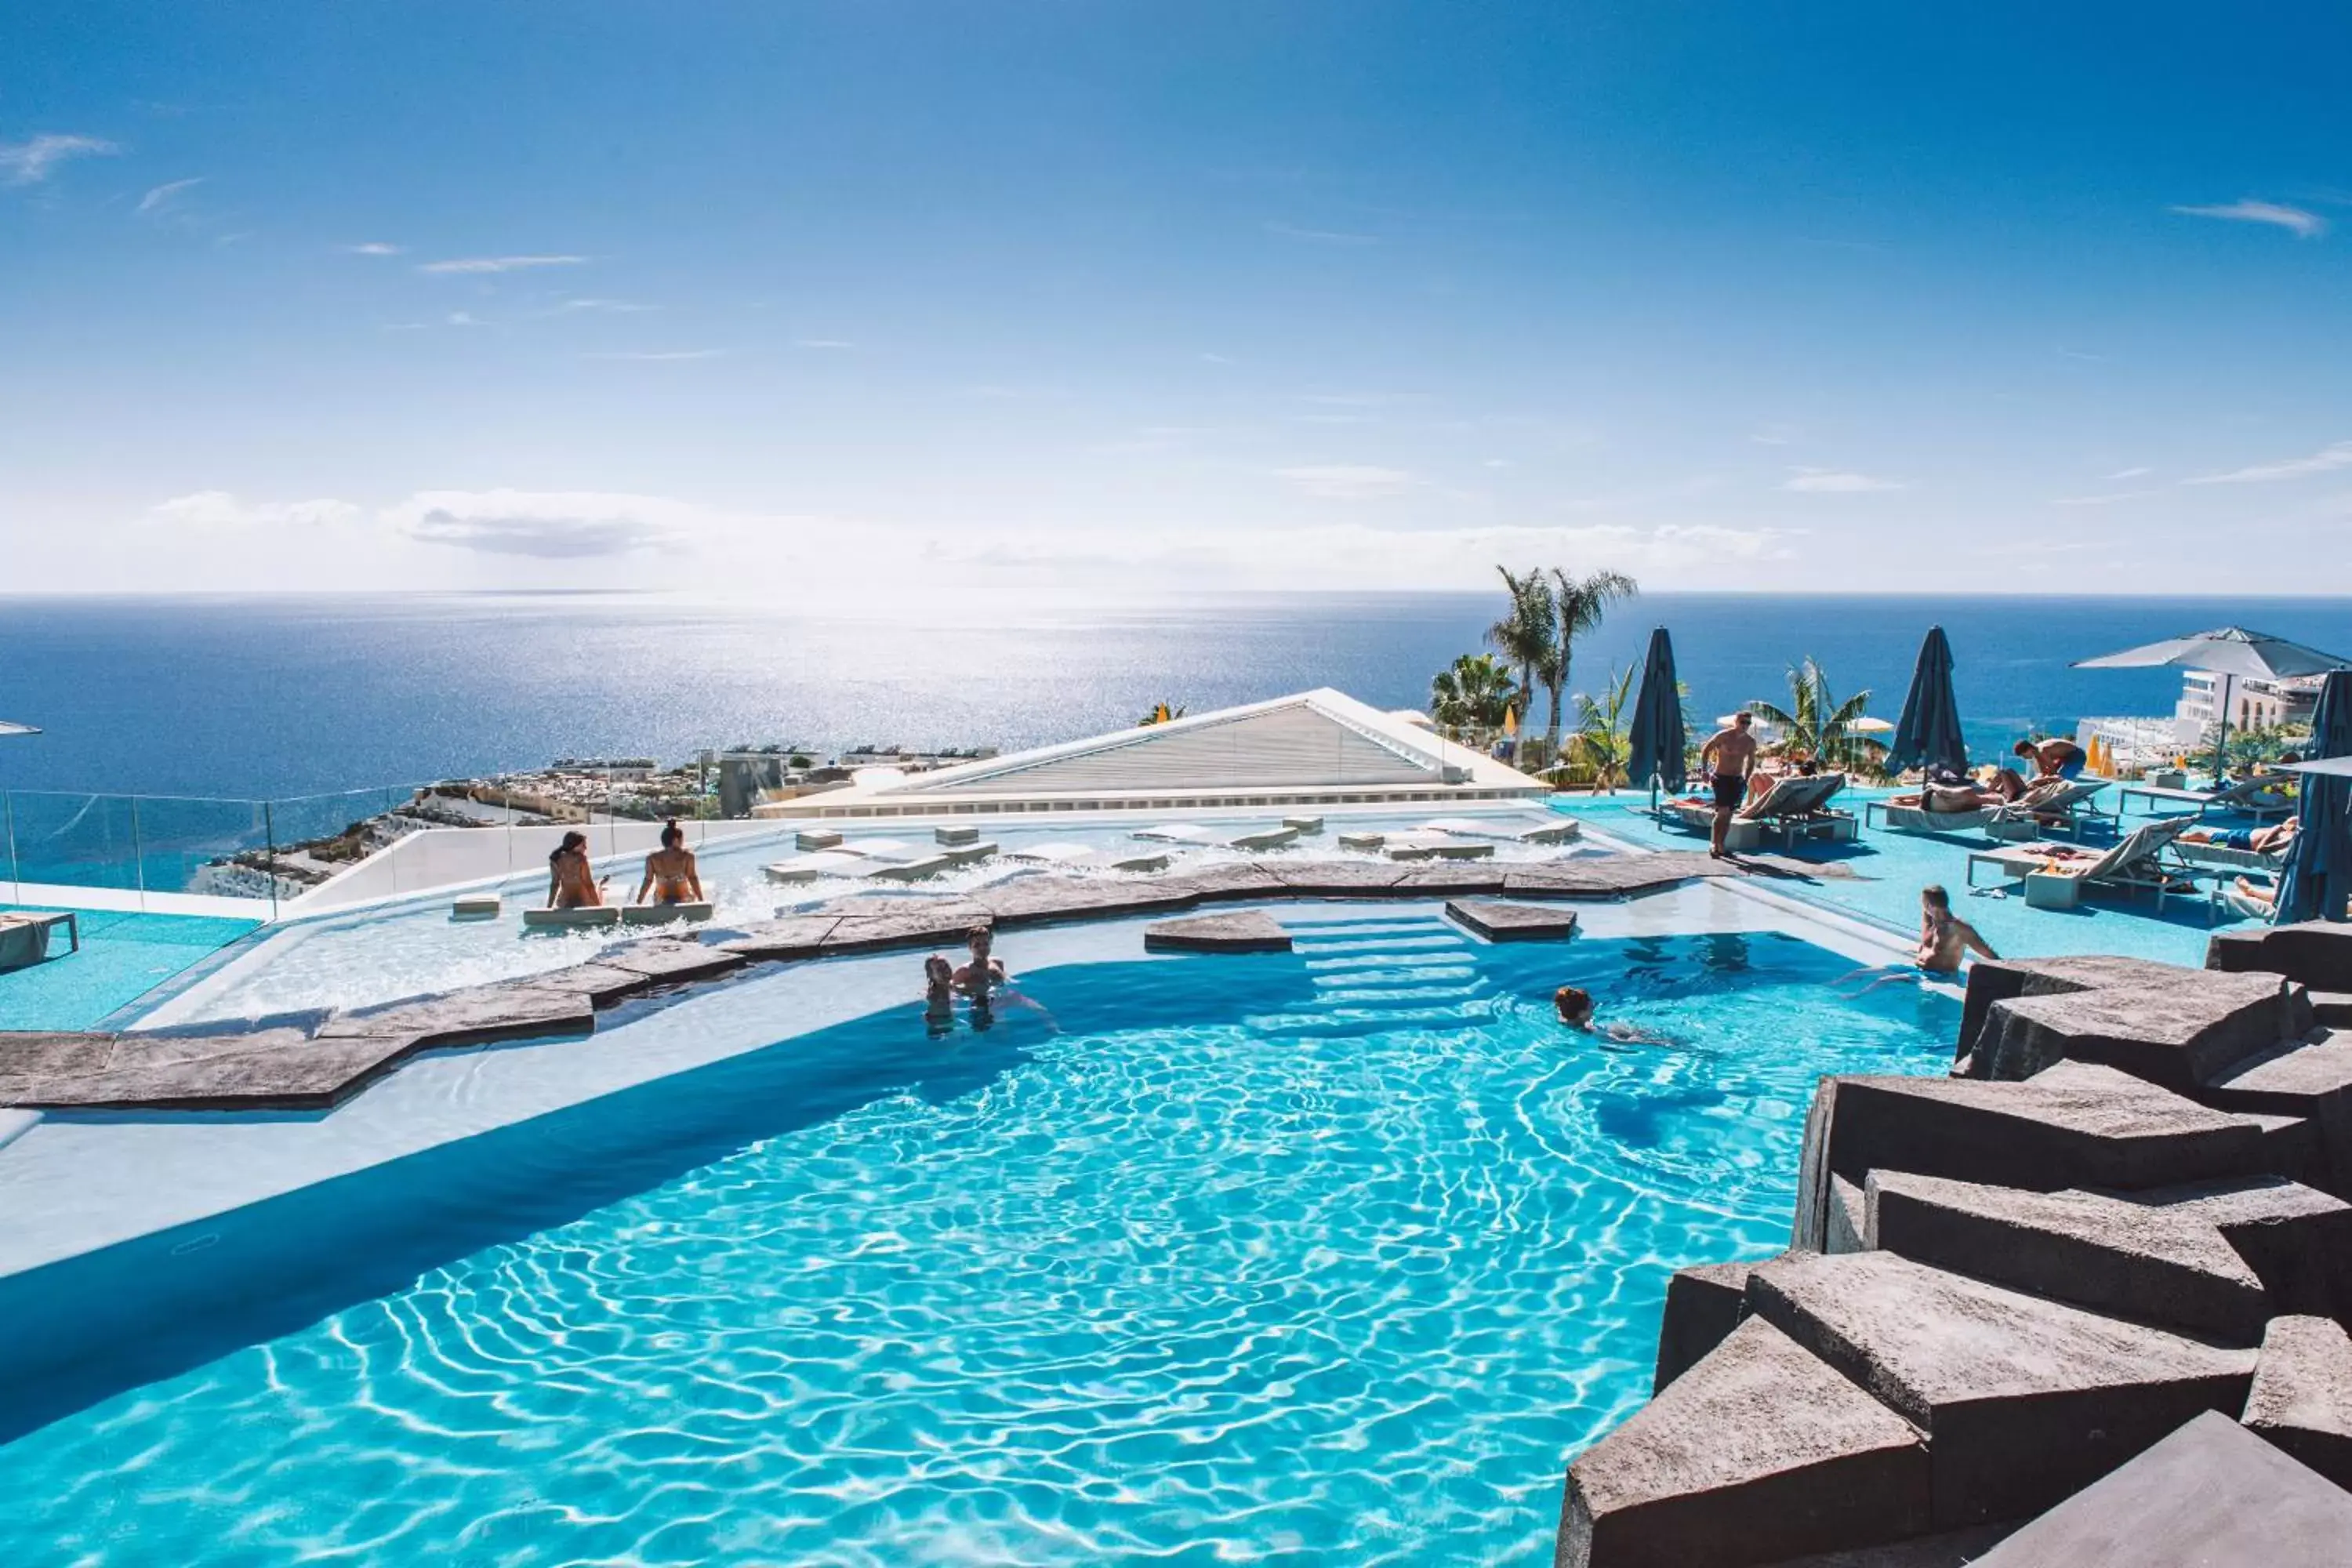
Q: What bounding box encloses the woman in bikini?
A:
[633,819,705,906]
[546,831,602,909]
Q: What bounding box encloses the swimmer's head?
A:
[1922,884,1951,913]
[1554,985,1594,1025]
[967,924,993,956]
[661,818,684,849]
[924,955,953,985]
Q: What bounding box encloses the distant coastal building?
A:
[753,688,1546,819]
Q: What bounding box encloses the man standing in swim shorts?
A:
[1698,710,1759,858]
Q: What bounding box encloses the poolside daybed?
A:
[2121,774,2296,821]
[1964,817,2195,910]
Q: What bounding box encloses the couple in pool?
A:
[545,821,705,909]
[923,925,1041,1034]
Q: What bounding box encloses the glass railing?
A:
[1,781,732,919]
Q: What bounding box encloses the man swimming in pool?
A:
[1697,711,1760,858]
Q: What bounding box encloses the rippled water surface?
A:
[7,919,1956,1566]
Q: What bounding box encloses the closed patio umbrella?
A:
[2074,626,2350,784]
[1888,626,1966,777]
[2277,670,2352,924]
[1627,626,1686,807]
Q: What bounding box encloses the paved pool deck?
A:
[1548,786,2257,970]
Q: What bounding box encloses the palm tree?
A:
[1748,658,1873,768]
[1135,702,1187,728]
[1431,653,1516,738]
[1571,666,1638,791]
[1486,567,1556,735]
[1548,568,1638,761]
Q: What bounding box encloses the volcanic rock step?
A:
[1443,898,1581,942]
[1861,1170,2352,1343]
[1142,911,1293,953]
[1791,1060,2304,1247]
[2242,1314,2352,1492]
[1967,1410,2352,1567]
[1747,1250,2256,1527]
[1561,1316,1930,1568]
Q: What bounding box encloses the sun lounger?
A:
[1133,823,1304,851]
[1418,816,1580,846]
[0,910,78,970]
[523,906,623,930]
[2120,775,2296,820]
[764,851,873,884]
[1867,779,2114,840]
[1375,831,1497,862]
[1664,774,1855,851]
[1964,816,2194,910]
[1005,842,1173,873]
[620,902,713,925]
[2173,839,2291,876]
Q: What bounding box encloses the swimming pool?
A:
[2,913,1955,1565]
[146,808,1606,1022]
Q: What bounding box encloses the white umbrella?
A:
[2074,626,2350,780]
[1849,717,1895,734]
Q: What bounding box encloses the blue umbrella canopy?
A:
[2276,670,2352,924]
[1627,626,1687,794]
[1888,626,1966,776]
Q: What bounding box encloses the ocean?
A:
[5,593,2352,802]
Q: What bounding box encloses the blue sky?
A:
[4,2,2349,597]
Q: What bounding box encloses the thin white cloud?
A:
[383,488,682,558]
[793,337,855,349]
[2169,199,2326,239]
[1276,464,1417,500]
[343,241,404,256]
[1264,221,1379,245]
[1780,466,1903,493]
[2049,489,2158,507]
[150,492,361,528]
[583,348,727,361]
[555,296,657,314]
[2106,466,2152,480]
[1199,352,1235,365]
[2183,441,2352,485]
[135,176,204,215]
[0,133,120,185]
[417,254,588,274]
[445,311,488,328]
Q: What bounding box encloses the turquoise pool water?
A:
[1549,789,2256,969]
[3,914,1955,1565]
[0,906,260,1031]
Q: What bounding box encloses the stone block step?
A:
[1863,1171,2274,1343]
[1141,911,1293,953]
[1562,1316,1929,1568]
[1967,1410,2352,1566]
[1747,1250,2256,1527]
[2243,1314,2352,1494]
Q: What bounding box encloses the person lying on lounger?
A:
[1886,768,2027,814]
[2181,819,2299,855]
[2231,876,2278,917]
[546,831,604,909]
[633,818,705,905]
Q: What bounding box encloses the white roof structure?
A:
[753,688,1548,820]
